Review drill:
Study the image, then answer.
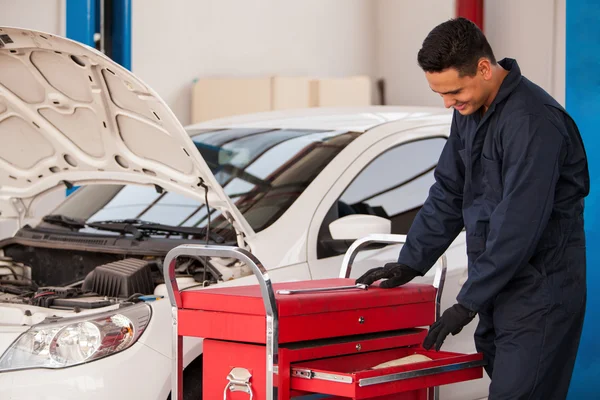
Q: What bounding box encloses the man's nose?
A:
[442,96,455,109]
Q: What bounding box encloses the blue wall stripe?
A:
[112,0,132,70]
[65,0,97,47]
[566,1,600,397]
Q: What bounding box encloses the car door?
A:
[307,124,467,279]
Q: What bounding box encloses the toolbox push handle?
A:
[338,233,447,400]
[338,233,447,320]
[163,244,278,400]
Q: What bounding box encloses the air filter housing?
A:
[83,258,154,298]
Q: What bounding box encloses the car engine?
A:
[0,245,251,311]
[0,256,158,309]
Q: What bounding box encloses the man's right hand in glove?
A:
[355,262,421,288]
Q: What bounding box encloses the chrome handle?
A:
[163,244,278,400]
[338,233,407,279]
[338,233,447,320]
[223,367,254,400]
[277,283,367,295]
[358,359,487,387]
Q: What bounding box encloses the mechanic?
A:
[356,17,589,399]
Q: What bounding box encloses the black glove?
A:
[355,262,421,288]
[423,303,476,351]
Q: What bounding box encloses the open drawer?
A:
[290,347,485,399]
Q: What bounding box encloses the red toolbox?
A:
[163,237,485,400]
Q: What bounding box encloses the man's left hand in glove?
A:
[355,262,421,288]
[423,303,476,351]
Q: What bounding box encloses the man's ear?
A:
[478,58,493,80]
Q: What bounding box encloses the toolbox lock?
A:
[358,316,365,324]
[224,367,253,399]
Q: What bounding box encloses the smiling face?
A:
[426,59,494,116]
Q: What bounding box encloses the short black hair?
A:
[417,17,496,76]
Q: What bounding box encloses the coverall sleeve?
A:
[397,114,465,274]
[456,114,564,312]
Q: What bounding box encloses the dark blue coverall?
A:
[398,58,589,399]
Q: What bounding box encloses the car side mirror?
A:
[329,214,391,241]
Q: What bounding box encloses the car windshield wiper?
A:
[41,214,86,230]
[137,223,224,243]
[87,220,224,243]
[218,164,271,189]
[39,216,226,242]
[87,220,147,240]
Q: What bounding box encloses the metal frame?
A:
[164,234,448,400]
[163,244,278,400]
[339,233,447,400]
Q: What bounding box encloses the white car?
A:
[0,27,488,399]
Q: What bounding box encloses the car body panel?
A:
[0,342,171,400]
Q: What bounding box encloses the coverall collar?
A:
[492,58,523,106]
[476,58,522,127]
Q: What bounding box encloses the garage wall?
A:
[374,0,455,108]
[374,0,566,107]
[485,0,566,105]
[0,0,65,36]
[131,0,376,126]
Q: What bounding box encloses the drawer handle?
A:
[224,367,253,399]
[358,359,487,387]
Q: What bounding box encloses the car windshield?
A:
[44,128,360,242]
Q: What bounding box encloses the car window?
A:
[47,128,360,242]
[317,137,447,258]
[86,185,161,222]
[186,130,360,232]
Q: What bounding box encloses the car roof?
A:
[185,106,452,133]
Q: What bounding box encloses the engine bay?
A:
[0,243,251,311]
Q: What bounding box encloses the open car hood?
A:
[0,27,254,244]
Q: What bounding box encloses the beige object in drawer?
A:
[371,354,433,369]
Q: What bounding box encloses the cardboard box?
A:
[271,76,312,110]
[191,77,272,123]
[190,75,372,124]
[310,75,372,107]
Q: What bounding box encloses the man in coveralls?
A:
[357,18,589,399]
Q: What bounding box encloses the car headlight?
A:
[0,303,151,371]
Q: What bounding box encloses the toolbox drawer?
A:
[290,347,485,399]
